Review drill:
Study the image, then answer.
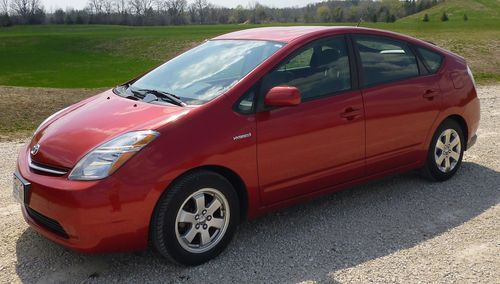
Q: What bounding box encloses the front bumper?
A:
[15,144,158,253]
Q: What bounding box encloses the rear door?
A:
[353,35,442,175]
[255,35,366,205]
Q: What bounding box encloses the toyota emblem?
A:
[31,144,40,155]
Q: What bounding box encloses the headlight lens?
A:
[68,130,159,180]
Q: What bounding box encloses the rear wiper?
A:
[136,89,186,107]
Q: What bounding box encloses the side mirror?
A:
[264,86,301,107]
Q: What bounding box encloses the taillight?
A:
[467,65,476,88]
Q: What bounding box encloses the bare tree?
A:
[1,0,9,14]
[103,0,113,14]
[129,0,153,15]
[10,0,42,22]
[88,0,102,14]
[153,0,165,13]
[193,0,207,24]
[166,0,186,24]
[3,0,441,27]
[115,0,127,14]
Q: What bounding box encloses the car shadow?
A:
[15,162,499,283]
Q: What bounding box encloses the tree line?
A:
[0,0,440,27]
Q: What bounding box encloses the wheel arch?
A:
[164,165,249,222]
[445,114,469,148]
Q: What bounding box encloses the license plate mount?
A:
[13,172,30,204]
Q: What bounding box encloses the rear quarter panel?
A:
[422,52,480,151]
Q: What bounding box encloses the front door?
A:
[256,35,365,205]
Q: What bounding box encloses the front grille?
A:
[28,156,68,176]
[26,207,69,239]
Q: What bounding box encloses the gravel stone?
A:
[0,85,498,283]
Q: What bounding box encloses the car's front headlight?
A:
[68,130,159,181]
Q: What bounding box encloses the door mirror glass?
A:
[264,86,301,107]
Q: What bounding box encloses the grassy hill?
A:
[392,0,500,83]
[1,0,499,138]
[0,25,245,88]
[0,0,498,89]
[401,0,499,24]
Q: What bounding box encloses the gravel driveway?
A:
[1,85,498,283]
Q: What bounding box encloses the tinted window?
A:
[416,47,443,73]
[355,36,419,86]
[262,36,351,101]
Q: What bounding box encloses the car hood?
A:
[29,90,191,169]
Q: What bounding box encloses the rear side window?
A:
[416,47,443,73]
[354,36,419,86]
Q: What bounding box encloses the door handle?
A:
[340,107,362,121]
[423,89,439,100]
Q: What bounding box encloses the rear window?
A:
[416,47,443,73]
[354,36,419,87]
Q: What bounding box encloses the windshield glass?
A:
[130,40,284,105]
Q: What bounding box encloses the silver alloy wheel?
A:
[175,188,230,254]
[434,128,461,173]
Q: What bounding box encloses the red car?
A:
[13,26,480,265]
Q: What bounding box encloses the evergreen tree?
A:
[441,11,449,21]
[463,13,468,21]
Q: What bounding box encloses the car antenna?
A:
[356,9,365,27]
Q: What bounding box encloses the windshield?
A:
[130,40,284,105]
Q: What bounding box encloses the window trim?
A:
[352,34,423,89]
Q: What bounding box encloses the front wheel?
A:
[150,170,239,265]
[422,119,465,181]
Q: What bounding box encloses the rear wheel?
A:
[422,119,465,181]
[150,170,239,265]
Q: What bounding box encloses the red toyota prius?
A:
[13,26,480,265]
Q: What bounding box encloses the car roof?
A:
[212,26,447,53]
[212,26,453,60]
[212,26,355,43]
[212,26,374,43]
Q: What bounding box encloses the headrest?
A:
[310,49,340,68]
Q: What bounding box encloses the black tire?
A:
[421,119,465,181]
[150,170,240,266]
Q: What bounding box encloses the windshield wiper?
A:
[135,88,186,107]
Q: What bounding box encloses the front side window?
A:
[130,40,284,105]
[355,36,419,86]
[261,36,351,101]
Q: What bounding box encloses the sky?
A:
[41,0,325,11]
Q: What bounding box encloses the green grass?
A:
[0,25,250,88]
[0,0,498,138]
[0,9,499,88]
[0,0,499,88]
[393,0,500,83]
